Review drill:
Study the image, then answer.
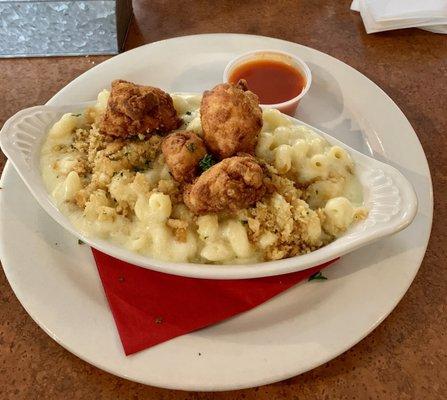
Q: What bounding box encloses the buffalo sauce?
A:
[229,59,305,104]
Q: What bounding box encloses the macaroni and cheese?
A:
[40,87,366,264]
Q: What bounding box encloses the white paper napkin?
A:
[421,24,447,33]
[365,0,447,21]
[351,0,447,33]
[351,0,360,12]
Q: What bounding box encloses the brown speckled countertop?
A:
[1,1,446,398]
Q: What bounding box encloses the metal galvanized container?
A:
[0,0,132,57]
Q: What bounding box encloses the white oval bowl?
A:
[0,95,418,280]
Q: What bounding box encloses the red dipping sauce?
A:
[228,59,305,105]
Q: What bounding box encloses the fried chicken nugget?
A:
[184,155,265,214]
[200,80,263,159]
[100,80,181,138]
[162,131,207,183]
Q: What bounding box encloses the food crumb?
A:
[308,271,328,281]
[155,316,164,324]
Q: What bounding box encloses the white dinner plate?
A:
[0,34,433,391]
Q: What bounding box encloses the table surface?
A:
[1,1,446,398]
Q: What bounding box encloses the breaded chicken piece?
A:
[100,80,181,138]
[162,131,207,183]
[200,80,263,159]
[184,155,265,214]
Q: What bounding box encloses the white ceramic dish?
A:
[0,34,433,391]
[0,98,417,279]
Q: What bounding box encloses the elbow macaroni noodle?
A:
[40,92,366,264]
[256,110,354,185]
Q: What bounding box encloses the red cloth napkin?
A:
[92,249,336,355]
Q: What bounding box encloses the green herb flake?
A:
[240,220,248,225]
[308,271,328,281]
[78,239,85,245]
[185,111,192,116]
[199,154,216,172]
[72,113,81,117]
[186,142,196,153]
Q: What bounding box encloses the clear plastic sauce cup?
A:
[223,49,312,116]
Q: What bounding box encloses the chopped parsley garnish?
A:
[185,111,192,115]
[186,142,196,153]
[308,271,328,281]
[78,239,85,245]
[240,220,248,225]
[72,113,81,117]
[199,154,216,172]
